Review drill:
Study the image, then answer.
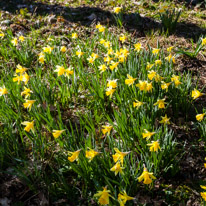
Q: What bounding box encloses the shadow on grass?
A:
[1,0,206,40]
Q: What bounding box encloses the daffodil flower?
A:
[68,149,81,162]
[94,187,111,205]
[21,121,34,132]
[86,148,99,162]
[52,130,65,138]
[137,167,156,184]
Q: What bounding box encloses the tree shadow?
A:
[0,0,206,40]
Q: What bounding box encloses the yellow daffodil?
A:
[147,141,160,152]
[98,64,107,73]
[72,33,78,39]
[125,74,137,86]
[106,87,116,97]
[142,129,156,140]
[160,114,170,125]
[96,23,102,29]
[107,48,114,55]
[100,38,106,44]
[11,38,18,46]
[155,59,162,66]
[68,149,81,162]
[21,87,32,99]
[21,121,34,132]
[136,80,148,91]
[134,43,143,52]
[22,72,30,85]
[104,56,113,64]
[201,192,206,201]
[0,32,5,38]
[148,70,156,80]
[87,56,95,64]
[91,53,99,60]
[114,7,122,14]
[98,26,105,33]
[0,85,8,96]
[38,52,45,64]
[171,75,181,87]
[107,79,118,88]
[137,167,156,184]
[19,36,24,42]
[13,74,23,84]
[85,148,99,162]
[52,130,65,138]
[165,53,175,63]
[202,38,206,46]
[43,46,53,54]
[154,74,164,82]
[196,113,205,122]
[94,187,111,205]
[192,89,204,100]
[161,82,171,92]
[54,65,65,76]
[16,64,28,74]
[152,48,160,55]
[146,82,153,92]
[119,34,127,43]
[102,125,113,135]
[109,61,119,71]
[118,191,134,206]
[110,162,124,176]
[104,41,111,48]
[146,62,154,70]
[201,185,206,190]
[154,99,166,109]
[23,100,36,111]
[60,46,67,52]
[76,50,84,58]
[112,148,130,165]
[64,67,74,78]
[133,100,144,109]
[167,46,174,52]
